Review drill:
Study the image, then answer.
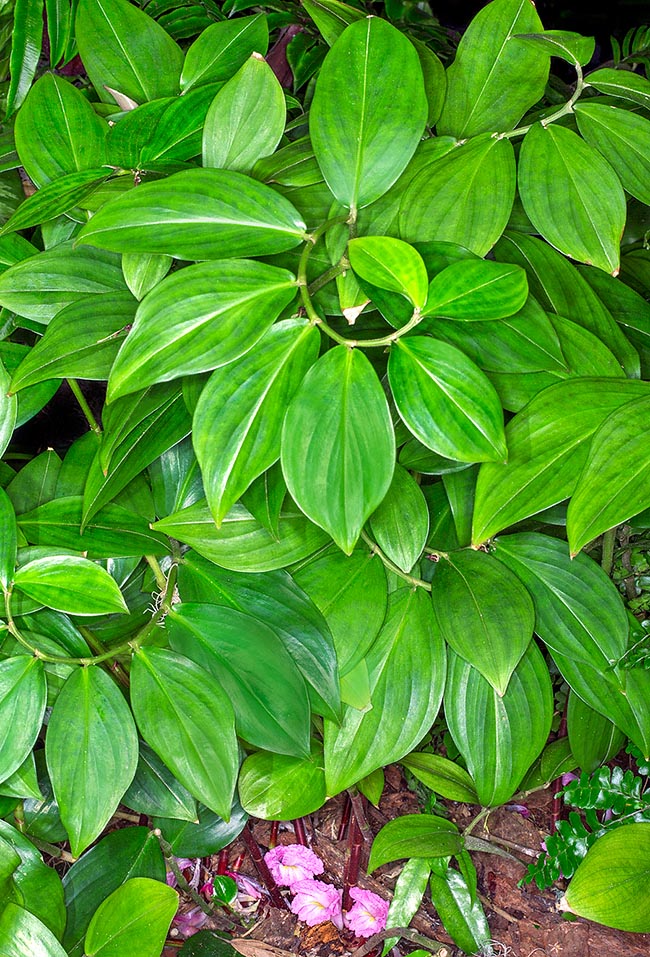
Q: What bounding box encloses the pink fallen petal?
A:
[344,887,389,938]
[264,844,324,888]
[290,878,343,929]
[172,906,208,939]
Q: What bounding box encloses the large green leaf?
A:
[388,336,507,463]
[76,168,307,260]
[423,259,528,320]
[437,0,548,138]
[431,549,534,695]
[167,603,311,757]
[368,463,429,573]
[399,134,516,256]
[0,488,16,592]
[472,378,650,544]
[202,55,285,173]
[107,260,298,399]
[6,0,43,117]
[194,319,318,525]
[348,237,428,310]
[130,647,238,819]
[62,827,165,957]
[585,67,650,109]
[238,743,326,820]
[562,824,650,931]
[324,587,446,795]
[382,859,432,955]
[428,865,490,955]
[14,75,107,187]
[2,169,112,235]
[0,904,67,957]
[0,360,16,460]
[518,122,626,275]
[0,657,46,783]
[444,642,553,806]
[75,0,184,103]
[123,741,197,823]
[368,814,461,872]
[0,820,65,939]
[13,555,128,615]
[309,18,427,212]
[153,500,329,571]
[566,691,626,775]
[281,346,395,554]
[45,666,138,857]
[567,394,650,554]
[181,14,268,92]
[575,102,650,207]
[84,878,177,957]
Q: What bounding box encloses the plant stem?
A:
[66,378,101,434]
[155,829,216,918]
[145,554,168,592]
[499,61,585,140]
[463,806,491,837]
[27,835,76,864]
[342,811,363,911]
[240,823,288,910]
[350,927,451,957]
[601,527,616,577]
[360,530,434,591]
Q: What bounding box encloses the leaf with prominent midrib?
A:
[83,878,178,957]
[181,14,269,92]
[0,657,46,783]
[575,102,650,207]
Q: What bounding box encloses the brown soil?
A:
[163,764,650,957]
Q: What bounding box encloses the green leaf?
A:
[122,253,171,301]
[62,827,165,957]
[84,877,178,957]
[0,488,16,591]
[382,858,432,956]
[153,800,248,859]
[168,603,311,757]
[400,752,478,804]
[282,346,395,554]
[77,168,307,260]
[368,813,461,872]
[519,737,576,791]
[575,102,650,207]
[567,691,626,775]
[76,0,183,103]
[45,666,138,857]
[0,751,42,800]
[472,378,650,544]
[108,260,298,400]
[515,30,595,66]
[0,360,16,460]
[567,394,650,554]
[348,237,428,309]
[6,0,43,117]
[1,169,112,235]
[238,744,326,820]
[178,931,238,957]
[388,336,507,463]
[14,556,129,615]
[368,463,429,573]
[9,292,136,391]
[130,647,238,819]
[423,259,528,320]
[123,741,197,823]
[181,14,268,93]
[0,904,67,957]
[0,819,65,938]
[562,824,650,931]
[194,320,317,524]
[203,55,285,173]
[518,122,626,275]
[428,866,490,954]
[0,657,46,783]
[302,0,364,45]
[310,18,427,211]
[437,0,548,138]
[444,642,553,806]
[585,67,650,110]
[324,587,446,795]
[399,134,516,257]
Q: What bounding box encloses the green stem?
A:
[145,555,168,592]
[601,527,616,577]
[360,530,435,591]
[66,378,101,434]
[307,261,347,296]
[500,60,585,140]
[155,830,217,919]
[463,805,491,837]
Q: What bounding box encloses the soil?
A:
[161,764,650,957]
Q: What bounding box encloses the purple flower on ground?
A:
[505,803,530,818]
[172,906,208,938]
[289,878,343,928]
[264,844,324,888]
[561,771,579,787]
[344,887,389,938]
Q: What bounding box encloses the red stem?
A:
[293,818,308,846]
[337,794,352,841]
[217,850,229,875]
[241,824,288,910]
[269,820,280,849]
[343,814,364,911]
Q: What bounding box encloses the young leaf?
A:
[388,336,507,463]
[238,745,326,820]
[310,18,427,211]
[203,55,286,173]
[76,168,308,260]
[45,666,139,858]
[0,657,46,783]
[428,865,490,955]
[84,877,178,957]
[347,237,428,309]
[575,102,650,207]
[518,122,626,275]
[422,259,528,321]
[368,813,461,872]
[14,556,128,615]
[281,346,395,555]
[368,463,429,573]
[181,14,269,92]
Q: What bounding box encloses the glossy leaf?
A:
[14,555,129,615]
[121,252,171,301]
[108,259,298,399]
[400,134,516,257]
[368,813,461,872]
[203,55,285,173]
[1,168,112,235]
[585,67,650,109]
[0,819,65,938]
[123,741,197,823]
[84,877,177,957]
[131,647,238,819]
[282,346,395,554]
[0,657,46,783]
[310,18,427,211]
[347,237,428,309]
[368,463,429,573]
[0,360,16,460]
[6,0,44,117]
[302,0,364,45]
[388,336,507,463]
[400,752,478,804]
[324,587,446,795]
[428,865,490,955]
[0,904,67,957]
[562,825,650,931]
[515,29,595,66]
[567,692,626,775]
[77,168,307,260]
[382,859,432,955]
[431,549,533,695]
[472,378,650,544]
[437,0,547,138]
[153,800,248,859]
[238,744,326,820]
[0,488,16,591]
[423,259,528,320]
[575,102,650,207]
[444,643,553,806]
[181,15,269,92]
[76,0,183,103]
[45,666,138,857]
[518,122,626,275]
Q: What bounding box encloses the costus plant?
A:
[1,0,650,953]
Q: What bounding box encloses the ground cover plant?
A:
[2,0,650,953]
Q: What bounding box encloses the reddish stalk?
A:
[342,813,364,911]
[293,817,308,846]
[269,820,280,849]
[240,824,288,910]
[216,850,229,875]
[337,793,352,841]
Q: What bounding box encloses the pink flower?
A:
[264,844,324,888]
[172,906,208,938]
[344,887,389,938]
[290,878,343,928]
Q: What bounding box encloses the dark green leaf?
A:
[6,0,43,117]
[153,799,248,859]
[368,813,461,872]
[0,488,16,591]
[428,866,490,954]
[123,741,197,823]
[567,692,626,775]
[0,819,65,938]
